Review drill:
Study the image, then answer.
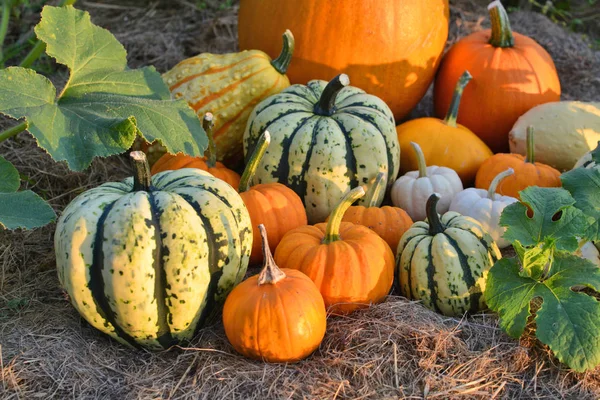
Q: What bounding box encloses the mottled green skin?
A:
[243,80,400,224]
[55,168,252,349]
[396,212,501,316]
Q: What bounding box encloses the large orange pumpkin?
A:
[238,0,449,121]
[274,187,395,314]
[433,1,560,153]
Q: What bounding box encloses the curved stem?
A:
[0,0,15,68]
[443,71,472,127]
[426,193,444,235]
[488,0,514,48]
[525,126,535,164]
[0,120,28,143]
[202,112,217,168]
[257,224,286,285]
[130,151,152,192]
[313,74,349,116]
[239,131,270,192]
[410,142,428,179]
[323,187,365,244]
[270,29,295,75]
[487,168,514,200]
[365,172,386,207]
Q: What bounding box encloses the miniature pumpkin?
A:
[434,1,560,153]
[238,0,449,121]
[223,224,326,363]
[274,187,395,314]
[397,71,492,186]
[55,152,252,350]
[391,142,463,221]
[396,193,501,316]
[163,31,294,165]
[239,131,307,265]
[331,172,413,251]
[573,141,600,170]
[151,113,241,189]
[475,127,561,199]
[243,74,400,224]
[449,168,517,248]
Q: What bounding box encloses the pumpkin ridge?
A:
[426,239,443,314]
[440,232,478,312]
[290,119,321,202]
[271,115,316,183]
[330,117,359,190]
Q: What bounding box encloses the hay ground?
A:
[1,0,600,398]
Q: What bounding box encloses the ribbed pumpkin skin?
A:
[54,169,252,350]
[238,0,449,121]
[150,153,241,190]
[274,222,395,314]
[397,212,501,316]
[243,80,400,224]
[163,51,290,165]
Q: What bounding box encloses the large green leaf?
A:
[0,6,206,171]
[561,166,600,241]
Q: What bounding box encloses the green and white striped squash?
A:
[396,193,501,316]
[243,74,400,224]
[54,152,252,350]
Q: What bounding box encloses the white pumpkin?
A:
[391,142,463,221]
[449,168,517,248]
[577,241,600,267]
[573,140,600,169]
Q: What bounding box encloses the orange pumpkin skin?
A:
[274,222,394,314]
[238,0,449,121]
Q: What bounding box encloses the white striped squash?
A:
[54,153,252,349]
[243,74,400,224]
[396,194,501,316]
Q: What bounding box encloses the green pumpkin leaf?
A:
[0,6,206,171]
[561,166,600,241]
[485,254,600,372]
[513,239,554,280]
[0,156,20,193]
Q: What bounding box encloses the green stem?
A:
[410,142,428,178]
[313,74,349,116]
[443,70,472,128]
[270,30,295,75]
[202,112,217,168]
[426,193,444,235]
[487,168,514,200]
[365,172,386,207]
[488,0,514,48]
[257,224,286,285]
[525,126,535,164]
[323,187,365,244]
[130,151,152,192]
[0,0,15,68]
[239,131,270,192]
[0,120,28,143]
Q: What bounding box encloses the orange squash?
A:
[238,0,449,121]
[223,224,326,363]
[274,187,395,314]
[239,131,307,265]
[475,127,561,199]
[397,71,492,186]
[433,1,560,153]
[150,113,241,189]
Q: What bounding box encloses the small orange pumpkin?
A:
[239,131,307,265]
[475,126,561,199]
[275,187,395,314]
[150,113,241,189]
[223,224,326,363]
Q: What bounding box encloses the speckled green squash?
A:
[396,194,501,316]
[54,153,252,350]
[243,74,400,223]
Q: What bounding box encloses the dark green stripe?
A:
[331,118,359,189]
[337,100,395,122]
[271,115,315,183]
[461,228,500,263]
[443,233,479,313]
[289,118,320,204]
[426,239,442,314]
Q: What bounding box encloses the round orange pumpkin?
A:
[475,126,561,199]
[238,0,449,121]
[274,187,395,314]
[150,113,241,189]
[223,224,326,363]
[433,1,560,153]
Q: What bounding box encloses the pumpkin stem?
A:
[323,187,365,244]
[365,172,387,207]
[443,71,472,128]
[411,142,428,179]
[488,1,514,48]
[131,151,152,192]
[525,126,535,164]
[487,168,514,200]
[426,193,445,235]
[239,131,271,193]
[203,113,217,168]
[314,74,350,116]
[270,30,295,75]
[257,224,287,285]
